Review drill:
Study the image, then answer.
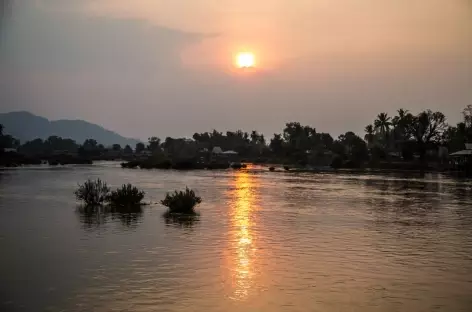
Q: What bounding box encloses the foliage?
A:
[4,105,471,170]
[123,145,133,154]
[83,139,98,149]
[374,113,391,147]
[147,137,161,152]
[112,144,121,151]
[364,124,375,146]
[135,142,145,153]
[109,183,145,207]
[0,134,20,149]
[336,131,368,165]
[19,136,78,155]
[74,179,111,206]
[407,110,447,144]
[269,133,284,154]
[407,110,447,159]
[161,188,202,215]
[330,155,343,168]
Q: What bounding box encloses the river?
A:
[1,162,471,311]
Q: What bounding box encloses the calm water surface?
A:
[1,162,472,311]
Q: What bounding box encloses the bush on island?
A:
[161,187,202,215]
[74,179,110,206]
[109,183,145,208]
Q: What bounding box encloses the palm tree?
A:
[397,108,409,120]
[374,113,391,147]
[364,124,375,146]
[374,113,391,134]
[391,108,411,152]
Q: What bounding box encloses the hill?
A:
[0,111,140,146]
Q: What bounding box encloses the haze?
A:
[1,0,471,140]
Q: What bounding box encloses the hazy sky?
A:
[1,0,471,140]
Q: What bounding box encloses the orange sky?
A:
[84,0,472,70]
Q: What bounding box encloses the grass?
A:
[161,187,202,215]
[74,179,111,206]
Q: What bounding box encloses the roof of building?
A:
[222,150,238,155]
[450,149,472,156]
[2,148,17,153]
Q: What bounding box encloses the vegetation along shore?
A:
[2,106,472,174]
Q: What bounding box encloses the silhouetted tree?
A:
[83,139,98,150]
[19,139,45,155]
[336,131,368,166]
[124,145,133,154]
[364,124,375,146]
[147,137,161,152]
[269,133,284,154]
[135,142,145,153]
[374,113,391,147]
[112,144,121,151]
[407,110,447,160]
[44,136,78,153]
[0,125,20,150]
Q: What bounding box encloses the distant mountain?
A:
[0,111,140,147]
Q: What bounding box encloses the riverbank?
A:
[0,152,92,167]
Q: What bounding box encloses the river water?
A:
[1,162,471,312]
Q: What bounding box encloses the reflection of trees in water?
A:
[360,173,472,230]
[77,205,143,230]
[278,173,326,209]
[162,213,199,228]
[362,176,442,225]
[360,175,472,263]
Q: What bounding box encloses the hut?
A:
[449,143,472,170]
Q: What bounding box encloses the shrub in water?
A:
[109,183,145,207]
[161,187,202,215]
[75,179,111,206]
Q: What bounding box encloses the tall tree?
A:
[250,131,259,144]
[147,137,161,151]
[374,113,391,144]
[463,105,472,127]
[364,124,375,146]
[407,110,447,160]
[337,132,368,165]
[269,134,284,154]
[391,109,414,154]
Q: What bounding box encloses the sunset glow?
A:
[236,52,255,68]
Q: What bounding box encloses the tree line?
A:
[1,106,471,167]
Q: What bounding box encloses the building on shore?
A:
[449,143,472,171]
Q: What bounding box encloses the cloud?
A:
[1,0,205,74]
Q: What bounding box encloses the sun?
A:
[236,52,255,68]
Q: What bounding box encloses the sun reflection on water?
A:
[229,171,258,301]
